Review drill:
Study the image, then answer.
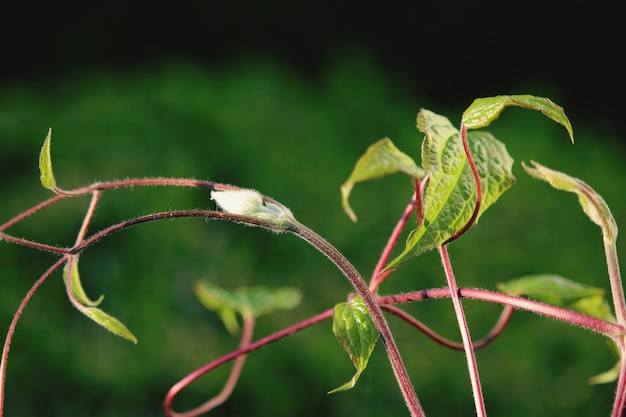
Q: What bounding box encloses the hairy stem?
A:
[60,177,219,196]
[370,174,429,293]
[74,191,101,245]
[166,314,256,417]
[0,257,67,417]
[382,304,514,351]
[379,288,625,339]
[292,222,425,417]
[611,339,626,417]
[0,194,65,232]
[370,193,416,292]
[604,238,626,327]
[0,177,218,235]
[164,308,333,415]
[439,245,486,416]
[0,233,69,254]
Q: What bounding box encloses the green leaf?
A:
[329,296,379,394]
[64,256,136,343]
[497,274,614,321]
[386,110,515,269]
[500,274,619,384]
[522,161,618,244]
[194,281,301,334]
[589,360,621,385]
[39,128,57,190]
[64,255,104,307]
[340,138,425,222]
[461,95,574,143]
[81,307,138,344]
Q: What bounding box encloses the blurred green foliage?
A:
[1,52,625,416]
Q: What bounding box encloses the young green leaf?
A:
[194,281,301,334]
[81,307,138,344]
[39,128,57,190]
[386,110,515,269]
[522,161,618,244]
[589,360,621,385]
[64,256,136,343]
[340,138,425,222]
[64,255,104,307]
[329,296,379,394]
[461,95,574,143]
[497,274,614,321]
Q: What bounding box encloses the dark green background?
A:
[1,2,625,416]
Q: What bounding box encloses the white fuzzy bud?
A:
[211,189,264,216]
[211,189,294,228]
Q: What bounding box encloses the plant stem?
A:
[166,314,256,417]
[379,288,625,339]
[382,304,514,351]
[438,245,487,416]
[0,233,69,254]
[0,194,65,232]
[370,193,416,292]
[604,238,626,327]
[164,308,333,415]
[611,339,626,417]
[291,222,426,417]
[445,125,482,244]
[0,257,67,417]
[74,191,101,245]
[59,177,219,196]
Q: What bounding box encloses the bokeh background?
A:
[1,1,624,416]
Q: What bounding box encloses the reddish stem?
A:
[369,175,430,293]
[71,209,289,255]
[166,314,256,417]
[445,125,482,244]
[611,343,626,417]
[74,191,101,245]
[439,245,487,416]
[0,233,69,254]
[382,304,514,351]
[61,177,219,196]
[379,288,625,339]
[292,222,426,417]
[164,308,333,415]
[0,194,65,232]
[0,257,68,417]
[369,193,416,292]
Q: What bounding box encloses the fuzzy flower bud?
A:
[211,189,264,216]
[211,189,294,229]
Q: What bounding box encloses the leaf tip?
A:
[340,183,358,222]
[39,128,57,191]
[83,307,138,344]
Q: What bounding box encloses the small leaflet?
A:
[329,296,379,393]
[39,128,57,190]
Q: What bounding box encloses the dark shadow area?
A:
[1,0,623,138]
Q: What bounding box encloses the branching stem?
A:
[165,314,256,417]
[382,304,514,351]
[379,288,625,339]
[292,222,426,417]
[369,193,415,292]
[163,308,333,415]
